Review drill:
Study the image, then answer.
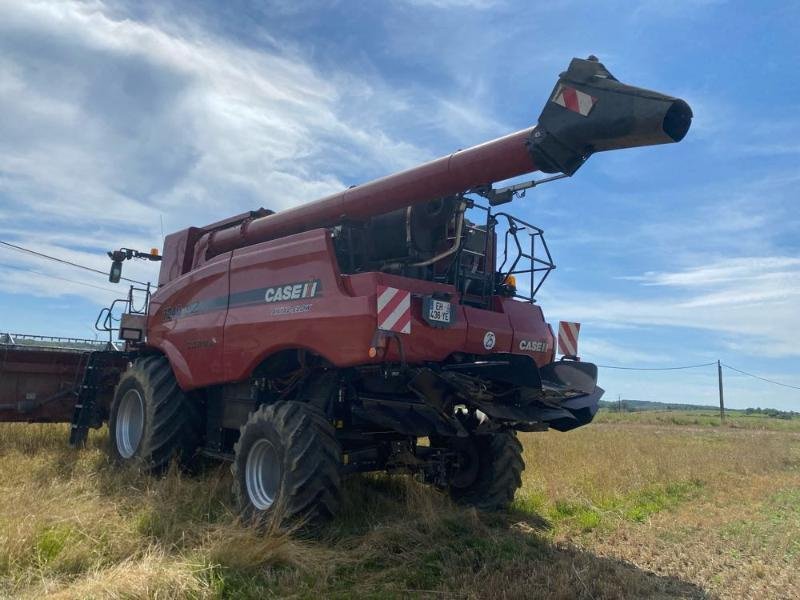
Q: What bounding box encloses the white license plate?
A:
[427,299,452,323]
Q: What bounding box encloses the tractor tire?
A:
[108,355,202,471]
[446,431,524,510]
[232,401,341,524]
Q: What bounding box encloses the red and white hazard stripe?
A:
[558,321,581,356]
[377,285,411,334]
[551,84,597,117]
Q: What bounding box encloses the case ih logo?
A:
[163,301,200,322]
[519,340,548,353]
[264,280,321,303]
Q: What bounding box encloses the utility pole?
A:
[618,394,622,413]
[717,360,726,423]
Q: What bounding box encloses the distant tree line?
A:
[743,407,799,420]
[598,400,798,419]
[598,400,718,413]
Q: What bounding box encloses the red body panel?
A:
[147,252,230,389]
[146,228,555,391]
[222,231,373,381]
[502,298,556,363]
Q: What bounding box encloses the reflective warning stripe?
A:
[377,285,411,334]
[558,321,580,356]
[552,85,597,117]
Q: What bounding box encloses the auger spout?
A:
[530,55,692,175]
[205,56,691,257]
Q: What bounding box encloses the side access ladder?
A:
[68,351,117,447]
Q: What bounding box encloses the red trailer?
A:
[0,334,127,429]
[0,57,691,522]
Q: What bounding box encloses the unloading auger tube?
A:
[206,56,691,258]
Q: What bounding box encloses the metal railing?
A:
[494,211,555,302]
[451,201,555,306]
[95,283,151,343]
[0,332,120,351]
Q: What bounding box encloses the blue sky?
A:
[0,0,798,409]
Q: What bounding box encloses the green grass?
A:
[34,525,74,565]
[594,408,800,431]
[719,487,800,562]
[618,480,704,522]
[513,479,704,533]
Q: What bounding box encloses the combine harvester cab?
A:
[1,56,691,522]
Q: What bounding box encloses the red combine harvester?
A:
[0,57,691,520]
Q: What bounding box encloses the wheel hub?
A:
[245,439,282,510]
[116,389,144,458]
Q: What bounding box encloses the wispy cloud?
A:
[628,257,800,289]
[551,256,800,358]
[0,0,490,304]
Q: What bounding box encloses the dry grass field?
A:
[1,412,798,599]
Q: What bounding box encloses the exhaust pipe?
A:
[530,56,693,175]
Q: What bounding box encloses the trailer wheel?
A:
[232,401,341,524]
[109,356,201,471]
[444,431,524,510]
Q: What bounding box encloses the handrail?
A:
[0,332,119,351]
[451,202,555,306]
[95,283,152,344]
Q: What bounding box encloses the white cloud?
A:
[0,0,408,215]
[1,0,494,305]
[550,256,800,358]
[629,257,800,289]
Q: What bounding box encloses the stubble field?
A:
[1,411,798,599]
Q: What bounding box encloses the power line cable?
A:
[0,240,111,278]
[598,362,716,371]
[0,261,121,296]
[597,360,800,393]
[722,363,800,391]
[0,239,149,286]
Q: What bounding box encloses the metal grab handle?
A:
[94,307,112,332]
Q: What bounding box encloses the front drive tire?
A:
[232,401,341,524]
[108,356,202,471]
[446,431,524,510]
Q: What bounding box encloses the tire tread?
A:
[232,401,341,523]
[109,355,202,472]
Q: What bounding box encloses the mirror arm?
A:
[106,247,161,283]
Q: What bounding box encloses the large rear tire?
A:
[108,356,202,471]
[232,401,341,524]
[445,431,524,510]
